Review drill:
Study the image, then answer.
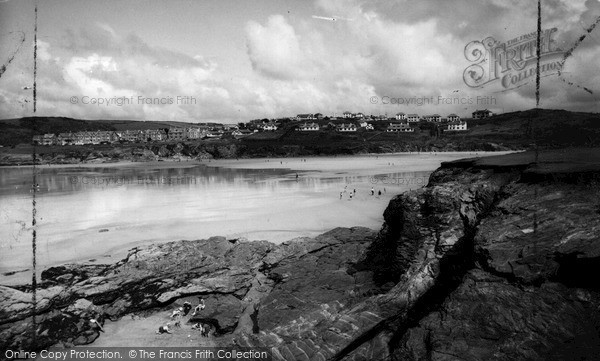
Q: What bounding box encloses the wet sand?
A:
[1,152,515,286]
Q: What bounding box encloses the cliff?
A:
[1,148,599,360]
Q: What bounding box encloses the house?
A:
[431,114,442,122]
[353,112,365,119]
[32,135,43,145]
[336,123,357,132]
[342,111,353,119]
[386,123,414,132]
[407,114,420,122]
[472,109,493,119]
[359,121,369,128]
[186,127,202,139]
[364,123,374,131]
[447,114,460,122]
[297,122,320,131]
[232,129,253,138]
[262,123,278,131]
[396,112,406,121]
[296,114,314,121]
[446,121,468,131]
[147,129,167,141]
[169,127,187,141]
[313,113,324,120]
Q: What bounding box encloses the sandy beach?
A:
[0,152,515,286]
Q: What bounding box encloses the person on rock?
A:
[183,301,192,316]
[89,317,104,333]
[192,298,206,316]
[170,307,183,318]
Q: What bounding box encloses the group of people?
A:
[156,297,209,336]
[340,186,385,200]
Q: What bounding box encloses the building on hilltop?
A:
[336,123,357,132]
[447,114,460,122]
[446,121,468,131]
[297,122,320,131]
[472,109,493,119]
[386,123,414,132]
[407,114,420,122]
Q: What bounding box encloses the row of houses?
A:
[32,127,224,146]
[297,120,468,133]
[296,109,493,123]
[395,113,461,122]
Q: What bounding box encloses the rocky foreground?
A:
[2,148,600,360]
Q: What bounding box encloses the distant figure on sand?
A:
[371,187,374,196]
[156,323,172,334]
[378,190,382,196]
[340,192,343,199]
[349,193,353,200]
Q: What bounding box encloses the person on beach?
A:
[371,187,374,196]
[156,323,172,334]
[340,192,343,199]
[349,193,353,200]
[378,190,382,196]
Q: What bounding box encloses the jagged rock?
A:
[393,269,600,361]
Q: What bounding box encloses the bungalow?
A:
[386,123,414,132]
[396,112,406,121]
[298,122,320,131]
[336,123,357,132]
[296,114,314,121]
[446,121,468,131]
[407,114,420,122]
[232,129,253,138]
[472,109,493,119]
[262,123,278,131]
[447,114,460,122]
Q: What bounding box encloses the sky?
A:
[0,0,599,123]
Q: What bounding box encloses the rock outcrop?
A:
[2,148,599,360]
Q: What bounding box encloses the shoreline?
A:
[0,151,519,287]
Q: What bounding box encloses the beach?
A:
[0,152,514,285]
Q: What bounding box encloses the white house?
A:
[396,112,406,121]
[298,122,320,131]
[446,121,468,131]
[262,123,278,131]
[431,114,442,122]
[296,114,314,121]
[336,123,357,132]
[342,111,353,119]
[447,114,460,122]
[407,114,420,122]
[386,123,414,132]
